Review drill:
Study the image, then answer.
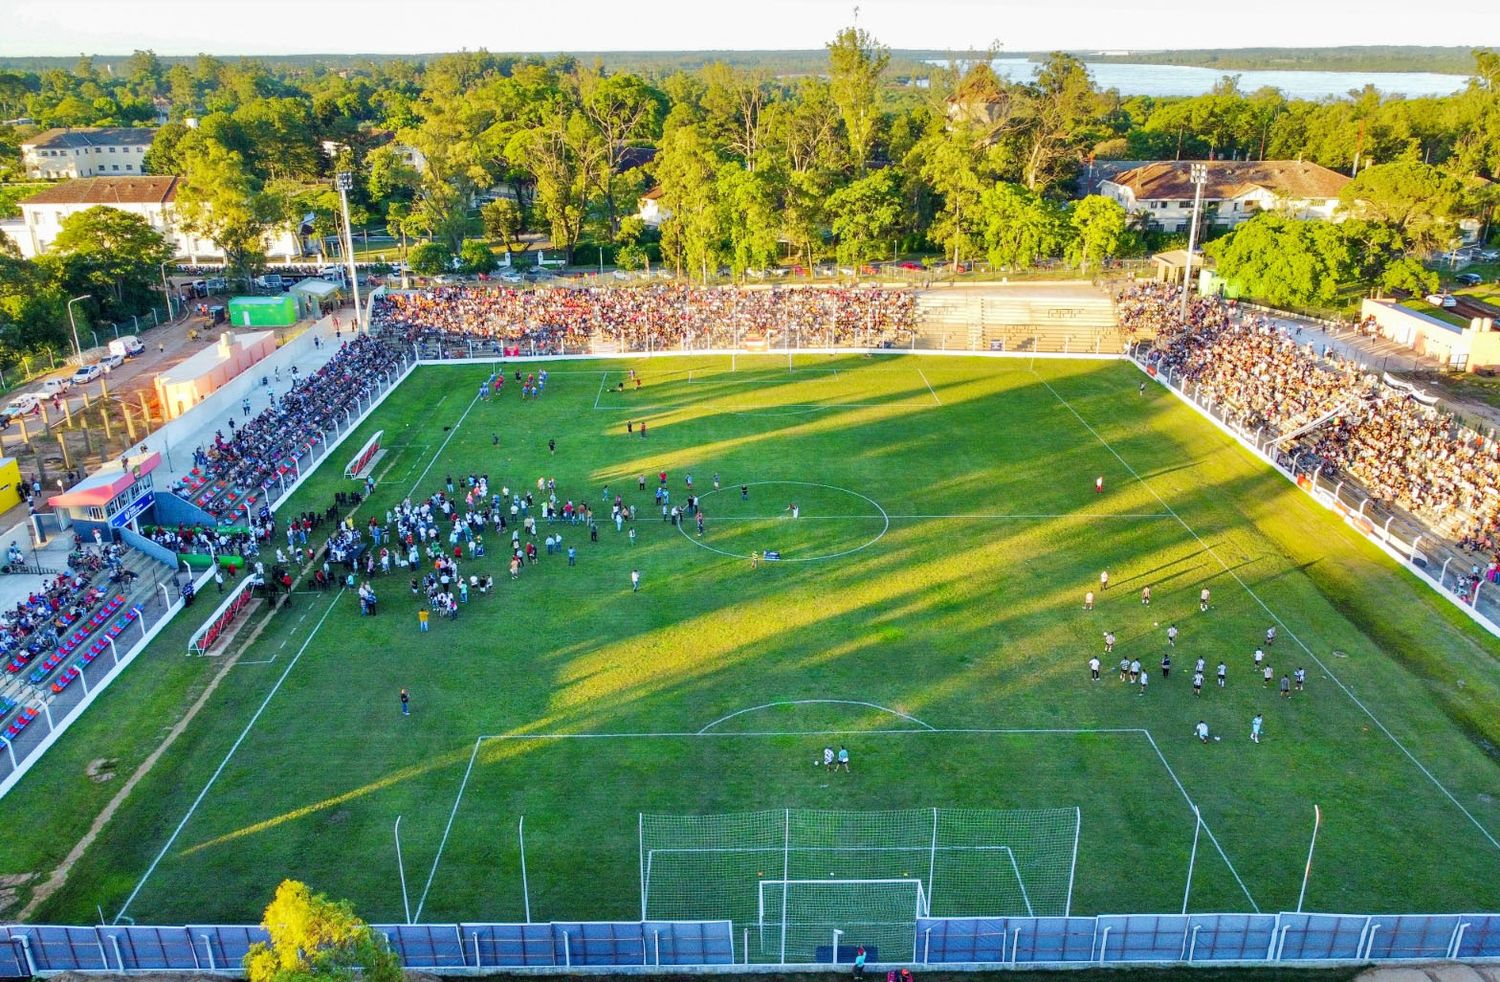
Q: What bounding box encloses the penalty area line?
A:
[412,723,1256,917]
[1038,371,1500,857]
[114,590,347,924]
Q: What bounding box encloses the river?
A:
[930,57,1469,99]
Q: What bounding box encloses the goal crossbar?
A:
[756,878,930,923]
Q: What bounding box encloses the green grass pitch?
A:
[4,353,1500,927]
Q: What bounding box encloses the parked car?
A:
[110,335,144,358]
[1425,293,1458,308]
[1,394,40,420]
[1480,249,1500,262]
[896,260,926,271]
[39,377,72,395]
[99,353,125,372]
[1456,272,1483,286]
[71,363,104,385]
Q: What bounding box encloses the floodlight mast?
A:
[336,171,365,332]
[1178,163,1209,328]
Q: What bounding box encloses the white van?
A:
[40,377,72,395]
[110,335,145,358]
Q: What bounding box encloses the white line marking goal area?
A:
[412,723,1257,923]
[589,366,942,412]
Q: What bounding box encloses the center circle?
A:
[676,481,889,562]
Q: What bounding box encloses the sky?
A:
[0,0,1495,57]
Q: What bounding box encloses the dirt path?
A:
[17,447,407,921]
[18,597,271,920]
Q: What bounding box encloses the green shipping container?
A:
[227,294,298,327]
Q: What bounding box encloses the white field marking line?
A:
[682,513,1174,521]
[592,401,939,412]
[114,590,347,923]
[406,392,483,498]
[413,734,483,921]
[1139,728,1259,912]
[238,608,313,666]
[400,389,459,480]
[415,724,1147,911]
[1037,373,1500,855]
[679,481,889,562]
[696,699,938,734]
[593,370,610,409]
[917,367,942,405]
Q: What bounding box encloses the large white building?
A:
[20,127,157,179]
[1100,160,1351,233]
[2,176,304,262]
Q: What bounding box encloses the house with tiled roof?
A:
[20,127,157,179]
[1100,160,1351,233]
[3,176,304,262]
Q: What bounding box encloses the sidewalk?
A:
[145,314,347,491]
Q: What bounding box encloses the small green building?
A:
[227,294,298,327]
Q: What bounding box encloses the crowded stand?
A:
[0,545,141,737]
[169,335,402,521]
[1130,282,1500,568]
[370,284,918,354]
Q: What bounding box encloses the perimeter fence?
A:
[3,912,1499,975]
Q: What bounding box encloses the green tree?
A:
[979,182,1067,269]
[407,240,453,276]
[1205,212,1356,308]
[458,239,497,275]
[826,25,889,171]
[176,145,277,287]
[579,72,666,236]
[919,125,989,269]
[827,169,903,265]
[480,198,525,257]
[508,104,595,261]
[654,124,724,278]
[0,241,69,364]
[1338,160,1469,253]
[47,206,173,320]
[716,164,782,275]
[244,880,401,982]
[1066,195,1130,272]
[1018,53,1109,193]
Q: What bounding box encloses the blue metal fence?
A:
[1,914,1497,974]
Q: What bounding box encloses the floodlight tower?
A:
[336,171,364,332]
[1179,162,1209,327]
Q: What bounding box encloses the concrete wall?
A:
[1360,298,1500,371]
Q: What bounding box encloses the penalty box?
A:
[590,363,944,412]
[418,726,1257,924]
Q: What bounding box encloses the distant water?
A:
[931,57,1469,99]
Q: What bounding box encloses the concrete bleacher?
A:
[914,283,1126,354]
[0,547,173,744]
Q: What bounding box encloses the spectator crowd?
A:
[370,284,918,354]
[170,335,403,521]
[1127,283,1500,560]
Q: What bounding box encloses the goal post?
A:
[757,879,927,963]
[641,807,1080,962]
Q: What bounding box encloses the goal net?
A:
[640,807,1079,962]
[758,879,927,963]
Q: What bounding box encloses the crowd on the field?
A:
[1131,282,1500,554]
[168,335,401,520]
[315,471,614,623]
[370,284,918,353]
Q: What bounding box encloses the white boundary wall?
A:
[0,351,416,802]
[1127,349,1500,639]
